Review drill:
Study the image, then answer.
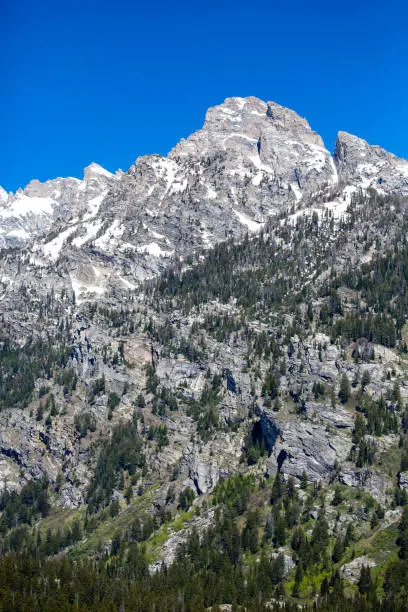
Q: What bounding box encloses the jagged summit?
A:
[83,162,116,181]
[1,96,407,260]
[334,130,408,194]
[196,96,320,137]
[169,96,330,176]
[0,161,117,248]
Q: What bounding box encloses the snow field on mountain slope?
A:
[233,209,265,232]
[0,194,55,218]
[43,225,79,260]
[136,242,174,257]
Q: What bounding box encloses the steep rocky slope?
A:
[1,96,408,608]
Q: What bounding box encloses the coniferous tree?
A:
[339,373,351,404]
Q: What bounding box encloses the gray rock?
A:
[399,471,408,491]
[340,555,376,583]
[265,410,352,482]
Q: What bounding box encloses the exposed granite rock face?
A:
[169,96,338,210]
[150,508,216,572]
[339,467,393,505]
[399,470,408,491]
[0,163,118,249]
[262,393,395,503]
[73,96,340,286]
[265,407,352,482]
[380,508,403,530]
[340,555,376,582]
[181,428,245,494]
[181,443,219,494]
[334,131,408,196]
[0,405,91,505]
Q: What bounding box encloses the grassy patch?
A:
[356,523,399,566]
[145,509,195,563]
[69,483,160,559]
[377,443,401,480]
[37,506,83,537]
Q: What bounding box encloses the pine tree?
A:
[332,537,345,563]
[332,486,343,506]
[361,369,371,390]
[273,514,286,547]
[358,565,372,595]
[339,373,351,404]
[344,521,355,547]
[271,473,283,504]
[397,506,408,559]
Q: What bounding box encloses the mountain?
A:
[1,97,407,301]
[334,130,408,195]
[0,163,119,248]
[1,96,408,609]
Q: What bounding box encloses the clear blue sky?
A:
[1,0,407,192]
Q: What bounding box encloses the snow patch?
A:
[70,275,105,304]
[94,220,124,250]
[323,200,350,219]
[145,208,157,217]
[72,218,103,248]
[220,107,236,116]
[85,193,106,218]
[248,154,274,174]
[28,254,46,267]
[305,144,327,172]
[171,179,187,193]
[92,266,103,279]
[43,225,78,260]
[343,185,359,205]
[329,157,338,185]
[201,230,213,247]
[118,275,137,290]
[234,98,246,109]
[7,228,30,239]
[119,242,138,251]
[224,133,258,145]
[0,187,8,204]
[396,161,408,177]
[206,185,217,199]
[150,229,165,240]
[229,166,249,178]
[290,183,302,202]
[136,242,174,257]
[252,172,263,186]
[233,209,264,233]
[0,194,54,218]
[150,157,183,203]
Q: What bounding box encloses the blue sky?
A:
[1,0,407,191]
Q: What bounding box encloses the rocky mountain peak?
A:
[2,96,408,267]
[0,161,120,249]
[334,130,408,194]
[169,96,327,165]
[83,162,116,182]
